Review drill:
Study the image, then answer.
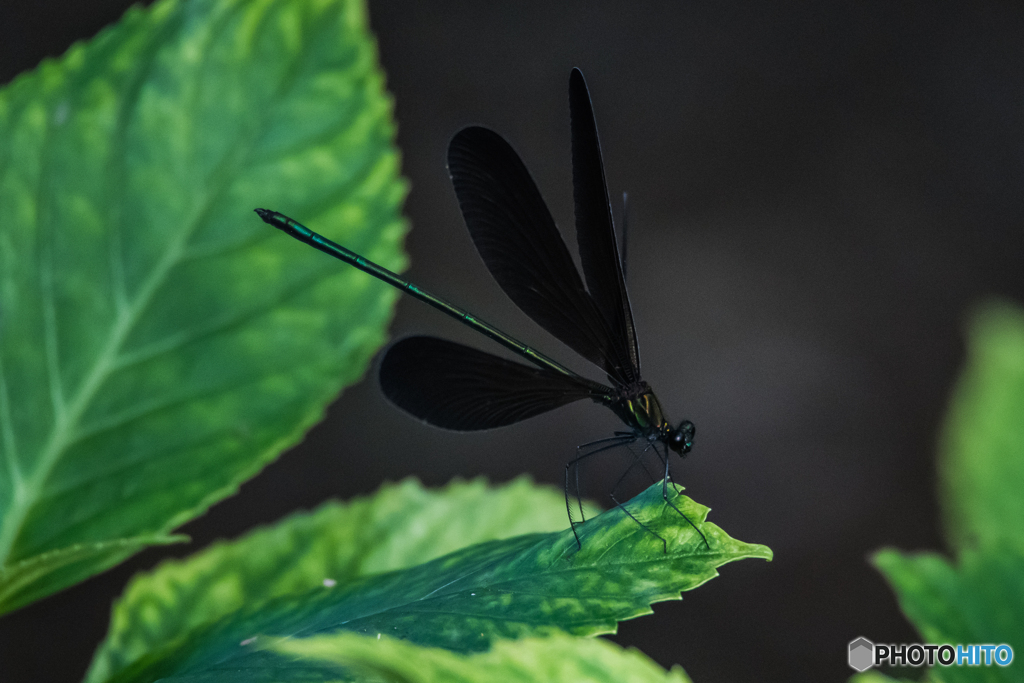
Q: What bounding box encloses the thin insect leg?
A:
[666,467,683,494]
[577,432,630,518]
[631,439,661,484]
[610,492,667,555]
[572,433,636,519]
[574,453,583,520]
[609,448,651,498]
[667,475,683,495]
[576,432,635,450]
[657,446,709,548]
[607,447,672,553]
[652,442,682,494]
[565,435,637,549]
[569,436,630,536]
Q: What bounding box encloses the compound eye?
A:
[669,421,695,455]
[668,430,689,455]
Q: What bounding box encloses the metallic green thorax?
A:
[604,382,672,437]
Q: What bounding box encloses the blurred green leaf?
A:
[99,483,770,683]
[0,0,406,613]
[86,477,597,683]
[866,302,1024,683]
[939,303,1024,553]
[873,548,1024,683]
[849,672,915,683]
[0,533,185,612]
[269,631,693,683]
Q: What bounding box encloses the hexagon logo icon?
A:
[848,637,875,672]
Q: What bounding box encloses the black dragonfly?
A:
[257,68,701,549]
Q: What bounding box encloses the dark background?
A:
[2,2,1023,682]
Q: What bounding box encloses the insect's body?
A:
[608,383,664,435]
[259,68,703,549]
[588,381,693,455]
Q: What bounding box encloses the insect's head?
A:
[667,420,695,456]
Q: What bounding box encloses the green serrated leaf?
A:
[873,547,1024,683]
[268,631,693,683]
[86,477,596,683]
[0,0,406,613]
[98,483,770,683]
[939,302,1024,554]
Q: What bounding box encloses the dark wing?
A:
[569,68,641,384]
[379,336,610,431]
[448,126,633,387]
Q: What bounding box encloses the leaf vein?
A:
[0,356,22,484]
